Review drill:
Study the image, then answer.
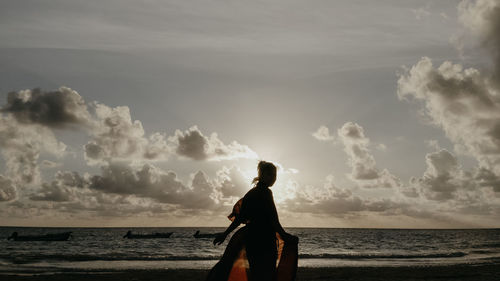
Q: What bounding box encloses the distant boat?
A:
[193,230,222,239]
[123,230,173,239]
[7,231,72,241]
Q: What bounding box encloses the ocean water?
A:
[1,227,500,273]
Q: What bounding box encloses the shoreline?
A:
[1,263,500,281]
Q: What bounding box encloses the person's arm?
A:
[213,217,241,245]
[269,191,298,243]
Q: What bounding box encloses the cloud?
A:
[282,176,408,218]
[337,122,400,188]
[0,114,66,186]
[0,175,16,202]
[170,126,258,161]
[312,125,335,142]
[338,122,378,180]
[409,149,467,201]
[84,103,171,164]
[87,162,220,209]
[475,166,500,191]
[28,160,258,217]
[30,171,87,202]
[85,107,256,164]
[398,0,500,192]
[214,166,249,198]
[458,0,500,83]
[1,87,92,128]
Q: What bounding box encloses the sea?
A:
[1,227,500,273]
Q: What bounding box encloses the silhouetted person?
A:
[206,161,298,281]
[123,230,132,238]
[7,232,18,240]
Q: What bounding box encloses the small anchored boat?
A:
[123,230,173,239]
[7,231,72,241]
[193,230,222,239]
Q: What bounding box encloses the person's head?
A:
[253,161,277,187]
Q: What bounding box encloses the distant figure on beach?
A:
[206,161,298,281]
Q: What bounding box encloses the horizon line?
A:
[1,225,499,230]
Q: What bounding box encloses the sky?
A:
[1,0,500,228]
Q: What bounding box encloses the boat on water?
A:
[123,230,173,239]
[7,231,72,241]
[193,230,222,239]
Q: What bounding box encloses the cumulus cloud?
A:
[0,115,66,187]
[337,122,400,188]
[27,161,259,218]
[409,149,467,200]
[214,166,249,198]
[338,122,379,180]
[85,106,256,164]
[1,87,92,128]
[84,103,172,164]
[86,162,222,209]
[170,126,258,161]
[398,0,500,192]
[403,147,500,220]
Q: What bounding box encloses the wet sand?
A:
[1,264,499,281]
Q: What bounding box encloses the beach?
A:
[2,264,500,281]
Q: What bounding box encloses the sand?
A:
[1,264,500,281]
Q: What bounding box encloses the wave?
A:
[0,251,468,264]
[0,254,221,263]
[298,252,467,259]
[474,243,500,249]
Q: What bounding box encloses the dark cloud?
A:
[88,162,219,209]
[409,149,464,201]
[2,87,91,128]
[26,161,257,219]
[475,167,500,192]
[171,126,258,161]
[174,127,207,160]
